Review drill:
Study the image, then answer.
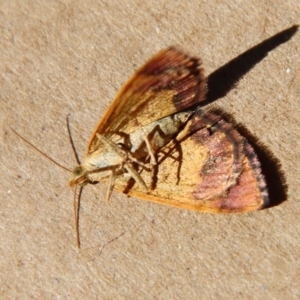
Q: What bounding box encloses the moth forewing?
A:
[86,47,206,153]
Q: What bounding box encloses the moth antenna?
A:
[74,185,83,249]
[67,115,85,248]
[10,127,71,172]
[67,114,81,165]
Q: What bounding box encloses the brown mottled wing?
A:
[87,47,206,153]
[114,111,269,213]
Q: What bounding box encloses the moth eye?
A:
[73,166,82,176]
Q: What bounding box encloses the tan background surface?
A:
[1,1,300,299]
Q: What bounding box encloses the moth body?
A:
[70,111,193,190]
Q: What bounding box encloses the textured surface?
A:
[1,1,300,299]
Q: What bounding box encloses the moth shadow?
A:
[211,108,287,209]
[199,24,299,106]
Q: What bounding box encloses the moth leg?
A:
[105,168,116,202]
[136,127,159,189]
[124,164,147,191]
[128,115,158,167]
[96,133,128,158]
[125,153,151,170]
[96,133,148,190]
[141,129,157,166]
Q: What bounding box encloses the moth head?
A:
[69,165,89,187]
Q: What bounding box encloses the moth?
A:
[14,47,269,247]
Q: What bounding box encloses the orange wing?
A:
[87,47,206,154]
[113,111,269,213]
